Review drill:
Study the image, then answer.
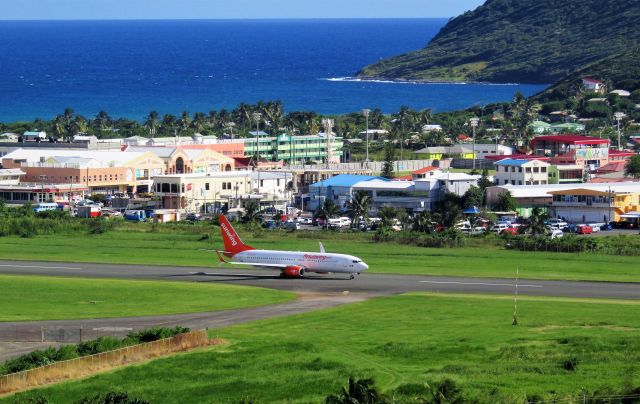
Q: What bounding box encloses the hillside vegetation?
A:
[357,0,640,84]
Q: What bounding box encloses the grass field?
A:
[0,275,294,321]
[0,227,638,283]
[8,293,640,403]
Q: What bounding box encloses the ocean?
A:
[0,19,547,121]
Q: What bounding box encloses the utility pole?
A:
[362,109,371,166]
[252,112,262,161]
[614,112,625,151]
[470,117,480,171]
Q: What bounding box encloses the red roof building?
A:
[530,135,611,168]
[609,150,636,161]
[394,166,441,181]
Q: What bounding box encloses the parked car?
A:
[588,223,604,232]
[550,229,564,239]
[283,221,301,231]
[576,224,593,235]
[500,227,520,236]
[492,223,510,234]
[547,218,568,230]
[101,208,121,217]
[124,210,147,222]
[262,220,279,230]
[186,212,201,221]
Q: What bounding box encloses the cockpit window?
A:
[352,260,360,263]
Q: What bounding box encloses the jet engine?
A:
[282,266,305,278]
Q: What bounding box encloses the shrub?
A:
[561,357,578,372]
[125,326,190,343]
[75,391,150,404]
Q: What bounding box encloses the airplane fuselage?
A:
[232,250,369,274]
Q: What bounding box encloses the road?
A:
[0,260,638,361]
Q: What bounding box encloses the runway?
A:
[0,259,638,300]
[0,259,638,361]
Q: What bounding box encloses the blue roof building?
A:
[307,174,382,211]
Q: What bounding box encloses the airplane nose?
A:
[361,262,369,271]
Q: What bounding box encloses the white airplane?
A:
[216,215,369,279]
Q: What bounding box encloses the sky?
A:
[0,0,485,20]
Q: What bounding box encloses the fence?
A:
[0,330,209,395]
[0,326,138,343]
[450,158,495,170]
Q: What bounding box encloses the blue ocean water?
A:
[0,19,547,121]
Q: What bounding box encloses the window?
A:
[511,180,516,185]
[518,167,522,173]
[541,167,547,173]
[260,180,264,187]
[533,167,539,173]
[222,183,227,190]
[525,167,532,173]
[205,183,210,191]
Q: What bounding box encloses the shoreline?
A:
[328,76,546,86]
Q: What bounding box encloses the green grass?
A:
[0,275,294,321]
[0,228,638,283]
[9,293,640,403]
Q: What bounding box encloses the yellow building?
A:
[549,184,640,223]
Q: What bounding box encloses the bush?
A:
[0,327,190,376]
[75,391,150,404]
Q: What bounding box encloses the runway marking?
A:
[419,280,543,288]
[0,264,83,270]
[189,271,258,276]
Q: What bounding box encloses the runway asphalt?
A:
[0,259,638,361]
[0,259,639,300]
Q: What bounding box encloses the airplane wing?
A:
[319,242,325,253]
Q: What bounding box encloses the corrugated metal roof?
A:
[310,174,381,188]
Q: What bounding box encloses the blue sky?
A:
[1,0,484,20]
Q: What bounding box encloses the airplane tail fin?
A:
[218,215,255,257]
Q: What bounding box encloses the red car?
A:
[576,224,593,235]
[500,227,520,236]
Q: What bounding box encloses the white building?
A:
[494,159,550,186]
[582,78,605,93]
[0,169,25,185]
[153,171,292,214]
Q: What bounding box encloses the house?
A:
[394,166,442,181]
[126,146,235,174]
[22,131,47,142]
[530,135,610,168]
[0,133,19,143]
[582,78,605,94]
[422,124,443,132]
[528,121,552,135]
[610,89,631,97]
[494,159,550,186]
[416,144,512,160]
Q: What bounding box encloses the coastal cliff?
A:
[357,0,640,84]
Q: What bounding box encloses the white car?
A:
[550,229,564,239]
[547,218,568,229]
[492,223,510,234]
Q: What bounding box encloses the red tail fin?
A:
[218,215,254,257]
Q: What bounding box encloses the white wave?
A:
[320,77,525,86]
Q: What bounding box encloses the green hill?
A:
[535,48,640,102]
[357,0,640,84]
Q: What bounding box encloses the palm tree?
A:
[314,199,340,228]
[179,111,191,134]
[192,112,206,133]
[241,201,262,224]
[526,207,548,236]
[348,191,372,225]
[145,111,159,137]
[70,115,88,136]
[161,114,176,136]
[412,210,435,233]
[325,377,384,404]
[378,206,398,228]
[93,110,112,132]
[53,115,66,141]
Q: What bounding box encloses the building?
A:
[243,134,344,164]
[0,183,88,205]
[548,165,584,184]
[416,144,512,160]
[153,171,291,214]
[549,184,640,223]
[0,169,24,185]
[494,159,550,186]
[486,182,640,220]
[22,131,47,141]
[126,146,235,174]
[308,174,380,212]
[530,135,610,168]
[394,166,442,181]
[352,179,434,213]
[308,171,480,214]
[1,148,166,194]
[582,78,606,94]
